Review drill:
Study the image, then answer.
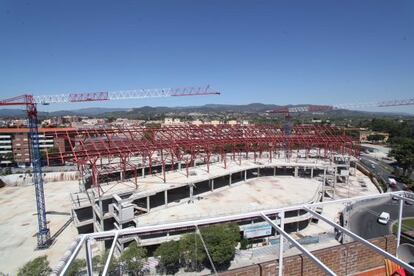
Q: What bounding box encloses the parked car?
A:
[378,212,390,225]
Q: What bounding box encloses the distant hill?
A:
[49,107,127,116]
[0,104,411,119]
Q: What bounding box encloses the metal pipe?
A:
[59,236,87,275]
[85,238,93,276]
[261,212,336,275]
[278,212,284,276]
[195,225,217,275]
[397,197,405,248]
[102,232,119,276]
[304,207,414,274]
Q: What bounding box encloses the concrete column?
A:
[120,171,124,181]
[333,168,337,199]
[146,196,150,212]
[229,174,232,186]
[257,168,260,176]
[210,179,214,191]
[274,167,276,176]
[322,168,327,202]
[244,170,247,181]
[141,167,145,179]
[178,162,182,171]
[311,167,314,178]
[189,185,194,201]
[294,167,298,177]
[164,190,168,207]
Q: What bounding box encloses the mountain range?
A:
[0,103,411,119]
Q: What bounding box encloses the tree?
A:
[66,259,86,276]
[92,250,119,275]
[154,240,181,274]
[119,241,147,275]
[179,223,240,272]
[390,139,414,177]
[17,256,52,276]
[367,134,386,143]
[200,223,240,271]
[179,233,206,272]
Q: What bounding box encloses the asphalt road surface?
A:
[360,155,406,191]
[349,198,414,239]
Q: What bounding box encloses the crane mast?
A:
[0,85,219,249]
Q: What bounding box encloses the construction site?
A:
[0,88,414,276]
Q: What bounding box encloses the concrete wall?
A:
[217,234,397,276]
[0,171,78,186]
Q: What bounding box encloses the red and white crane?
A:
[0,85,220,249]
[268,97,414,115]
[268,97,414,135]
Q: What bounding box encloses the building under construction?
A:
[35,124,358,251]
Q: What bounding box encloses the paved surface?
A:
[137,176,322,226]
[360,155,406,191]
[349,198,414,239]
[0,180,80,275]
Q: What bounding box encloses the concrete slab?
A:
[0,180,79,275]
[136,176,322,226]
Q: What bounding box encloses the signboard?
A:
[243,224,272,239]
[340,170,349,176]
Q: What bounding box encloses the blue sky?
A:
[0,0,413,113]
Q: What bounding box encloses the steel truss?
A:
[53,191,414,276]
[42,124,358,193]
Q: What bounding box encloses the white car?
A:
[378,212,390,225]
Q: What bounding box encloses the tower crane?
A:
[0,85,220,249]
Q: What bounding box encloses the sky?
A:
[0,0,413,113]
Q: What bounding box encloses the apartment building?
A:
[0,128,73,166]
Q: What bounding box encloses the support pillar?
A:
[278,211,285,276]
[322,168,327,202]
[164,190,168,207]
[210,179,214,191]
[141,167,145,179]
[85,238,93,276]
[311,167,314,179]
[189,185,194,202]
[146,196,150,212]
[178,162,182,171]
[229,174,232,186]
[333,168,337,199]
[244,170,247,181]
[274,167,276,176]
[294,167,298,177]
[397,198,404,248]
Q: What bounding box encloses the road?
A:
[348,155,411,239]
[349,198,414,239]
[360,155,406,191]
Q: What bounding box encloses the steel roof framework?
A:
[41,124,358,194]
[52,191,414,276]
